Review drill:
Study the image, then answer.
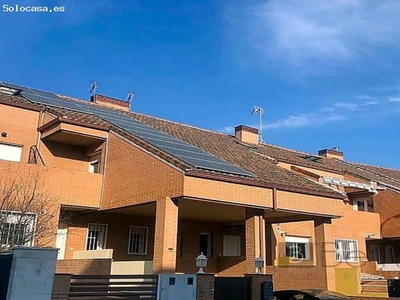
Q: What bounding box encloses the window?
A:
[0,143,22,162]
[128,226,148,255]
[370,245,380,263]
[354,198,374,212]
[285,236,310,260]
[385,246,395,263]
[88,153,101,173]
[199,233,212,257]
[223,235,241,257]
[86,223,107,250]
[334,239,359,262]
[0,211,35,248]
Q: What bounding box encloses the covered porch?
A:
[56,197,340,278]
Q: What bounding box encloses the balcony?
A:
[0,160,102,208]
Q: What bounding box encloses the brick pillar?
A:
[196,274,215,300]
[153,197,179,274]
[314,217,331,290]
[245,208,265,274]
[245,274,273,300]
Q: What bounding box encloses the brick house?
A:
[247,141,400,283]
[0,81,387,294]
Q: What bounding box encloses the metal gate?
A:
[158,274,196,300]
[388,279,400,297]
[214,277,252,300]
[0,252,12,300]
[68,274,158,299]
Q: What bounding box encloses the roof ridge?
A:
[351,160,400,173]
[128,111,227,136]
[337,159,400,183]
[260,141,319,158]
[59,94,228,136]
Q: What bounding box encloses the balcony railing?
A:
[28,145,45,166]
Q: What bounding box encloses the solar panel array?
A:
[0,81,254,177]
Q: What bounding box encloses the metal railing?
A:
[69,274,158,299]
[28,145,45,166]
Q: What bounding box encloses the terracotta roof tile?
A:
[128,112,343,198]
[1,90,344,198]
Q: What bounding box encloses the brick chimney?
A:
[318,148,344,160]
[234,125,259,145]
[90,94,130,112]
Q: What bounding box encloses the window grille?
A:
[86,223,107,250]
[0,211,35,248]
[334,238,359,262]
[128,226,148,255]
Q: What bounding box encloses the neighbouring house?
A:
[0,80,391,295]
[244,141,400,287]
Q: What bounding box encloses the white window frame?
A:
[86,223,108,250]
[334,238,359,262]
[354,198,373,212]
[285,236,310,260]
[88,153,101,173]
[128,226,148,255]
[0,210,36,248]
[0,143,22,162]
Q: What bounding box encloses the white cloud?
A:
[237,0,400,72]
[264,112,343,129]
[333,100,378,111]
[219,126,235,134]
[387,96,400,103]
[263,94,382,130]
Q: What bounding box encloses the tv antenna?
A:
[251,105,264,143]
[126,91,135,102]
[88,81,99,95]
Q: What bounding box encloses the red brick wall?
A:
[63,211,155,260]
[101,133,184,209]
[56,259,112,275]
[374,189,400,238]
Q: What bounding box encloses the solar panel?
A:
[0,81,254,177]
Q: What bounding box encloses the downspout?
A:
[36,111,45,150]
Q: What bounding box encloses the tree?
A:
[0,172,58,250]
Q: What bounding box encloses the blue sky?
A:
[1,0,400,169]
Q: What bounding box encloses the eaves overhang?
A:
[264,207,342,224]
[38,118,107,147]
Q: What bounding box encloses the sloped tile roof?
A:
[0,89,344,198]
[47,106,110,129]
[128,112,343,197]
[0,93,43,111]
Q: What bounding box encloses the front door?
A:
[55,228,68,260]
[158,274,196,300]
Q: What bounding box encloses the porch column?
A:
[313,217,331,289]
[245,208,266,274]
[153,197,179,274]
